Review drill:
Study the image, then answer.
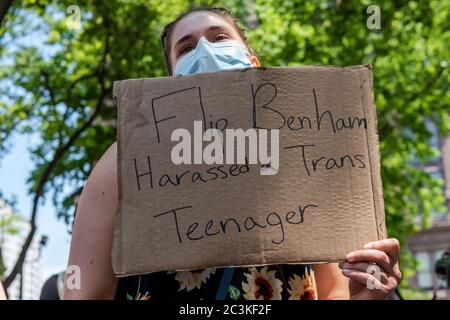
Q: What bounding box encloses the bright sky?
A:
[0,132,71,282]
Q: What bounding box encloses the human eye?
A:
[213,33,230,42]
[178,44,195,58]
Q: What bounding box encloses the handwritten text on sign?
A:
[113,66,385,275]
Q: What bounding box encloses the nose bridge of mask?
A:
[202,37,250,57]
[196,37,245,57]
[173,37,212,71]
[179,36,249,62]
[196,37,216,57]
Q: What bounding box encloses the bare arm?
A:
[63,142,118,299]
[315,263,350,299]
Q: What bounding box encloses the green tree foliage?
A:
[0,204,22,278]
[0,0,449,290]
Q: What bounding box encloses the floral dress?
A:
[115,264,318,300]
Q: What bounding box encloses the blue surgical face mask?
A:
[173,37,253,76]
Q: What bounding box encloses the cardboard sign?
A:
[112,65,386,276]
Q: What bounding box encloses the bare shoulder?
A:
[74,140,118,223]
[102,141,117,163]
[92,141,117,180]
[84,141,117,197]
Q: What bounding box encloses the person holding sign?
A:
[64,7,402,300]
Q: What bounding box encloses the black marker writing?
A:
[153,204,318,245]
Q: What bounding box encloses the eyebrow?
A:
[173,25,231,50]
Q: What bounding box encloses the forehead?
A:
[170,11,238,46]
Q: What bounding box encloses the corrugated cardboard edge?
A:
[110,65,387,276]
[357,64,387,240]
[112,81,124,276]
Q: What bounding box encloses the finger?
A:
[346,249,392,271]
[339,262,389,283]
[339,261,372,273]
[341,269,388,294]
[363,238,400,261]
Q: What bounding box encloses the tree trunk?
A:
[0,0,14,26]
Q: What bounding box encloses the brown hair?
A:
[161,7,256,75]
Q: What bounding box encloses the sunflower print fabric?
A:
[115,264,317,300]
